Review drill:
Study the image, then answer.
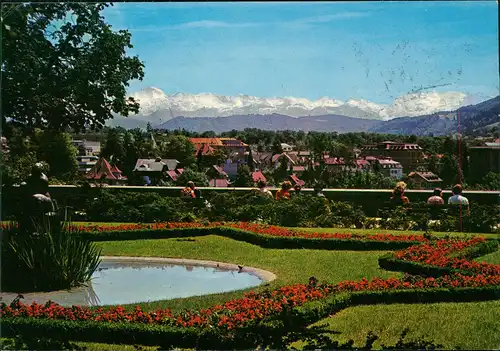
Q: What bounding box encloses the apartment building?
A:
[360,141,424,172]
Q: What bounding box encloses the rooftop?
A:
[134,158,179,172]
[408,171,442,182]
[209,178,230,187]
[251,171,267,183]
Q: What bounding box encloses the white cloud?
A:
[294,12,369,24]
[175,20,259,29]
[125,10,371,32]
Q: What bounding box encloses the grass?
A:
[475,248,500,264]
[3,223,499,350]
[292,300,500,350]
[297,226,500,238]
[97,235,399,311]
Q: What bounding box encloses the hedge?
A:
[77,226,424,251]
[3,286,499,349]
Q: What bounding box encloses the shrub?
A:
[84,190,198,223]
[2,218,101,292]
[314,201,365,228]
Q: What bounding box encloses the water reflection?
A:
[55,260,262,306]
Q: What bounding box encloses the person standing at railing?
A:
[181,181,197,198]
[389,181,410,206]
[448,184,469,206]
[427,188,444,205]
[276,181,292,200]
[448,184,470,216]
[255,180,273,198]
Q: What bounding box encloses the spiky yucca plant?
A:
[2,214,101,292]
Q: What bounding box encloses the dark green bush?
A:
[377,202,500,233]
[263,195,331,227]
[84,190,199,223]
[314,201,366,228]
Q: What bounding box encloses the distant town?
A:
[4,128,497,191]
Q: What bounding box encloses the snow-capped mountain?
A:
[124,87,475,120]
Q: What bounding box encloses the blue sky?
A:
[103,1,499,104]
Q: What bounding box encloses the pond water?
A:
[0,259,266,307]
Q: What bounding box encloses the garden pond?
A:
[0,257,272,306]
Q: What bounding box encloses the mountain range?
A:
[108,87,499,136]
[370,96,500,136]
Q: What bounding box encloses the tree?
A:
[477,172,500,190]
[273,156,290,185]
[234,165,253,187]
[160,135,196,168]
[271,140,283,155]
[2,3,144,133]
[175,168,209,187]
[36,131,78,181]
[439,154,463,187]
[306,132,330,163]
[247,149,255,172]
[121,131,140,179]
[0,128,39,185]
[101,127,126,164]
[427,155,441,175]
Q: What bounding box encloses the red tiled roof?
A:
[355,159,370,167]
[272,153,295,164]
[292,166,306,172]
[209,178,230,187]
[86,158,127,180]
[251,171,266,183]
[195,143,216,156]
[271,154,282,163]
[190,137,248,148]
[110,165,122,174]
[177,168,184,175]
[324,157,345,165]
[189,138,223,146]
[166,170,178,181]
[289,174,305,186]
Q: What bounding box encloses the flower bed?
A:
[2,221,428,251]
[1,223,499,348]
[80,222,429,243]
[1,221,428,242]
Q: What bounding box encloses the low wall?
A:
[47,185,500,217]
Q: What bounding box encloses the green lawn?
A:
[97,235,399,311]
[293,300,500,350]
[476,248,500,265]
[3,224,499,350]
[296,226,500,238]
